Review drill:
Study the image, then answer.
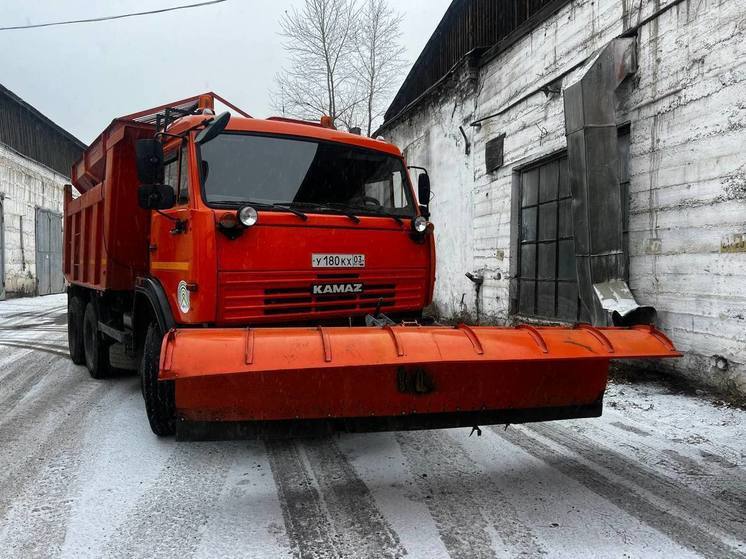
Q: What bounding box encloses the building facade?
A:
[0,84,86,299]
[380,0,746,393]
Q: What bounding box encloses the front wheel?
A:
[140,323,175,436]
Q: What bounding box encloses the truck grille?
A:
[264,279,396,315]
[219,269,425,323]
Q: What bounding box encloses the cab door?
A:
[149,142,201,324]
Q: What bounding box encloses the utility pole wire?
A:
[0,0,227,31]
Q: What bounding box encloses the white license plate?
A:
[312,253,365,268]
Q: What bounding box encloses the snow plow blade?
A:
[159,324,680,440]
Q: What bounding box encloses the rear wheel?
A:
[67,294,85,365]
[83,301,111,379]
[140,323,175,436]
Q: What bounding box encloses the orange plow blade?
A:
[159,324,680,439]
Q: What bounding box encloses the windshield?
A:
[199,133,415,216]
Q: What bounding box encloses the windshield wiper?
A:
[342,204,405,225]
[291,202,361,224]
[266,202,309,220]
[210,201,308,221]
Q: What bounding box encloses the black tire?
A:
[83,301,111,379]
[140,323,175,436]
[67,294,86,365]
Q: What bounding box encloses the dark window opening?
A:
[485,134,505,173]
[515,127,631,321]
[516,155,580,321]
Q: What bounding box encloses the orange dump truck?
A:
[63,93,680,439]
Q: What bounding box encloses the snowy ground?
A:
[0,294,744,559]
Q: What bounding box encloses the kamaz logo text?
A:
[312,283,364,295]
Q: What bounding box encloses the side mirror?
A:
[418,173,431,217]
[195,111,231,145]
[138,184,176,210]
[135,139,164,184]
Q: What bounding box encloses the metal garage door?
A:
[0,198,4,300]
[35,208,64,296]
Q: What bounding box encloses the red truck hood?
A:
[215,212,432,325]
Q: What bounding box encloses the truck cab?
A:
[144,114,435,330]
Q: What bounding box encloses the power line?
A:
[0,0,228,31]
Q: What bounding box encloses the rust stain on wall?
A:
[721,233,746,253]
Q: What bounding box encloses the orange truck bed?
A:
[63,120,153,291]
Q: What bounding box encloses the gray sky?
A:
[0,0,450,144]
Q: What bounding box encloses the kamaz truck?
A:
[63,93,679,439]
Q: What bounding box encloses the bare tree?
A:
[354,0,407,136]
[272,0,359,124]
[272,0,407,135]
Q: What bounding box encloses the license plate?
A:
[312,253,365,268]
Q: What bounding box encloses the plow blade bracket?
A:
[159,324,679,437]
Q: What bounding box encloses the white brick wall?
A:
[0,142,67,297]
[384,0,746,393]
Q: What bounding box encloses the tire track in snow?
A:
[0,351,74,418]
[0,314,67,383]
[497,425,746,558]
[530,422,746,544]
[266,438,404,559]
[0,304,67,332]
[0,301,69,402]
[395,430,545,559]
[0,349,65,412]
[266,440,336,558]
[102,443,234,559]
[301,438,405,558]
[0,362,106,518]
[601,415,746,511]
[0,339,69,357]
[192,441,293,559]
[0,360,93,434]
[58,380,177,559]
[0,377,112,557]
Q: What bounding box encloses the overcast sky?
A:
[0,0,450,144]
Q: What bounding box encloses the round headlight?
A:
[412,216,428,233]
[238,206,258,227]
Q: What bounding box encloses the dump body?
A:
[64,120,153,291]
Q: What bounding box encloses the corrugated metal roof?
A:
[382,0,572,128]
[0,83,86,177]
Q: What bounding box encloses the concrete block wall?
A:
[384,0,746,393]
[0,142,67,297]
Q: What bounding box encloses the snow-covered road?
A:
[0,294,744,558]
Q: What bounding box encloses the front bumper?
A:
[159,324,680,439]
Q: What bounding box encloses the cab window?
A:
[163,146,189,205]
[364,171,407,209]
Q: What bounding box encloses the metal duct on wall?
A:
[564,37,655,326]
